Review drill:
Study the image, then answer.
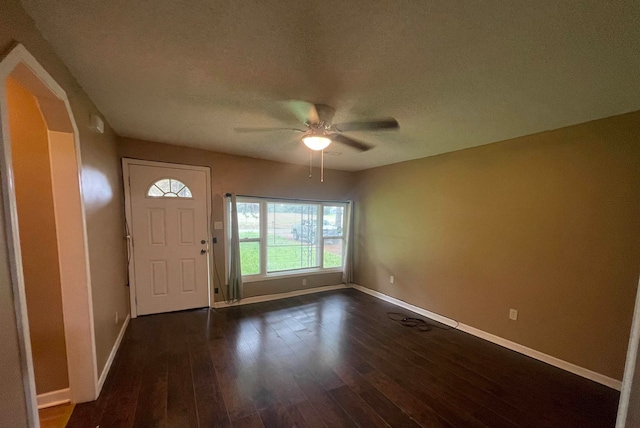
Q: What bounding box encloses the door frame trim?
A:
[0,43,99,424]
[616,276,640,426]
[122,158,212,318]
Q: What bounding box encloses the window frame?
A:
[230,197,348,282]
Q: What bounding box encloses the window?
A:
[147,178,192,198]
[232,197,348,279]
[237,201,260,275]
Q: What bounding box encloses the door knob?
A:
[201,249,206,255]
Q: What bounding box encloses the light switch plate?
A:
[214,221,223,230]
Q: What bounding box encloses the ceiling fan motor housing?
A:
[307,126,330,138]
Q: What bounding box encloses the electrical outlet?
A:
[212,237,218,244]
[302,278,307,286]
[115,312,119,324]
[509,309,518,321]
[389,276,395,284]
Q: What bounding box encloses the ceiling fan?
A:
[234,101,399,152]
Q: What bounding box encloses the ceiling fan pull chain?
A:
[321,149,324,183]
[309,150,312,178]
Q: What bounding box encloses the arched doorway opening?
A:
[0,44,98,426]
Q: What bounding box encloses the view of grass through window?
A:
[236,200,345,276]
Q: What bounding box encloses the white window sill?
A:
[242,268,342,283]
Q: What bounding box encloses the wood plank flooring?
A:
[39,403,74,428]
[67,289,620,427]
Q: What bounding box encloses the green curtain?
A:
[227,193,243,301]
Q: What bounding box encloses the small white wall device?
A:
[89,114,104,134]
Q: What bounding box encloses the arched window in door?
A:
[147,178,193,198]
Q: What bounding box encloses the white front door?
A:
[125,161,210,316]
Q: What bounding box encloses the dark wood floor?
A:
[67,289,619,427]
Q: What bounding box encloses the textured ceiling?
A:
[21,0,640,171]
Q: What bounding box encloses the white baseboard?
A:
[97,314,130,395]
[350,284,622,390]
[37,388,70,409]
[213,284,348,308]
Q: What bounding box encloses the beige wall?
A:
[118,138,355,300]
[0,0,129,418]
[78,115,129,376]
[7,76,69,394]
[354,111,640,380]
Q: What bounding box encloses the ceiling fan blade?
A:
[283,100,319,125]
[234,127,304,133]
[331,134,373,152]
[274,135,302,152]
[334,118,399,132]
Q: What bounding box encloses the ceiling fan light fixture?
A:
[302,135,332,151]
